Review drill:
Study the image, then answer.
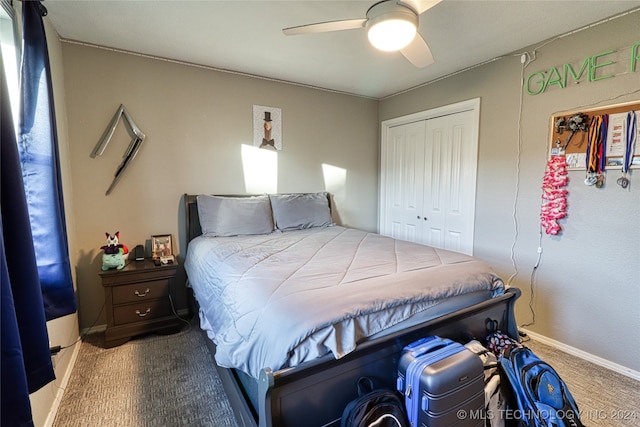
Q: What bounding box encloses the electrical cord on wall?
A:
[519,230,543,328]
[168,278,193,332]
[505,53,529,289]
[506,50,539,287]
[168,292,192,331]
[49,298,106,379]
[505,50,542,332]
[49,304,105,393]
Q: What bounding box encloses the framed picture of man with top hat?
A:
[253,105,282,150]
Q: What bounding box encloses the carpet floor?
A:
[53,325,638,427]
[52,323,238,427]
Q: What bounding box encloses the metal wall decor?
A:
[90,104,146,195]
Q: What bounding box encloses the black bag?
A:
[341,377,410,427]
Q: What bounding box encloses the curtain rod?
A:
[11,0,47,16]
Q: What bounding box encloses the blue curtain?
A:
[19,0,76,320]
[1,51,53,427]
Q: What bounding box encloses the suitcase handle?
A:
[404,337,453,358]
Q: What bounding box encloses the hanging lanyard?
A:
[623,111,637,174]
[598,114,608,174]
[586,115,602,173]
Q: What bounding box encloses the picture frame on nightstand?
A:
[151,234,173,260]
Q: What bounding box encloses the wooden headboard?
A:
[184,194,201,244]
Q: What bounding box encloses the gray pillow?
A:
[269,193,332,231]
[196,195,274,237]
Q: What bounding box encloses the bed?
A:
[182,193,520,427]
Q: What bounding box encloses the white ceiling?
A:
[44,0,640,99]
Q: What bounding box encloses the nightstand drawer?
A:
[113,299,173,326]
[112,279,170,305]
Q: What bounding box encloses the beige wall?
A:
[61,43,380,332]
[380,12,640,373]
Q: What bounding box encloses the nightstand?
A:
[99,259,185,347]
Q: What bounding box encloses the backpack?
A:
[465,340,510,427]
[341,377,410,427]
[499,346,585,427]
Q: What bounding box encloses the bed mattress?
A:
[185,226,504,379]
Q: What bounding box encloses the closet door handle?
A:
[417,216,421,220]
[423,217,428,221]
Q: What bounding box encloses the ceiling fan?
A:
[282,0,441,68]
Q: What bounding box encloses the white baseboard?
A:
[521,328,640,382]
[43,340,82,427]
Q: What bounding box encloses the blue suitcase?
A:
[397,336,485,427]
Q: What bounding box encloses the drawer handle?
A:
[135,308,151,317]
[134,288,151,297]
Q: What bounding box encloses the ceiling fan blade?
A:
[398,0,441,15]
[400,33,434,68]
[283,18,367,36]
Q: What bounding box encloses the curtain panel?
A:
[19,0,76,320]
[1,51,53,427]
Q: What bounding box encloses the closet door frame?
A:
[379,98,481,254]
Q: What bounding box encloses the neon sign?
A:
[526,42,640,95]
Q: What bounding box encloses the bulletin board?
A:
[548,100,640,170]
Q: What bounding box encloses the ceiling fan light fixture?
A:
[283,0,434,68]
[365,2,418,52]
[367,18,416,51]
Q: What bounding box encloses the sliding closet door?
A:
[380,99,479,255]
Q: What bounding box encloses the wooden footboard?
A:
[206,287,520,427]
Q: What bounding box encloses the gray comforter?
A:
[185,226,504,378]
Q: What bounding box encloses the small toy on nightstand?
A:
[100,231,129,270]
